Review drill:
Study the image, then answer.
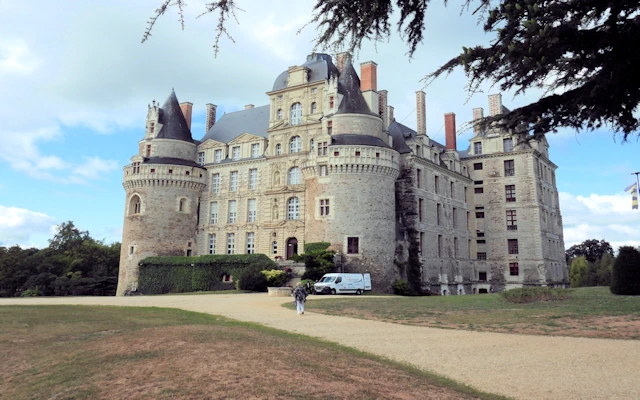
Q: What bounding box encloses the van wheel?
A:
[331,289,336,295]
[356,289,362,295]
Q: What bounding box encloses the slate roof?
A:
[156,90,194,143]
[200,105,270,143]
[330,134,391,149]
[272,53,339,91]
[336,60,375,116]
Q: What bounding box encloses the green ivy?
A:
[303,242,331,253]
[138,254,276,294]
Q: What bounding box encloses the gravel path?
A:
[2,293,639,399]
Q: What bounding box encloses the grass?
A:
[303,287,640,340]
[0,305,508,400]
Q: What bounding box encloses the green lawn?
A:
[304,287,640,339]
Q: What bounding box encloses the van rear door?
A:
[363,273,371,291]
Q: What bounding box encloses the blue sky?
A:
[1,0,638,250]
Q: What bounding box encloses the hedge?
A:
[303,242,331,253]
[138,254,276,294]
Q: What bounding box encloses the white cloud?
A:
[72,157,119,180]
[0,38,38,75]
[0,205,57,247]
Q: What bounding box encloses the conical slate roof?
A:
[336,60,374,115]
[156,90,194,143]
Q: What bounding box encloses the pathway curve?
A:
[2,294,639,400]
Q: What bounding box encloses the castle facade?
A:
[116,53,567,295]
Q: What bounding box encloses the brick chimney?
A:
[206,103,217,132]
[179,102,193,131]
[360,61,377,92]
[336,52,351,73]
[444,113,457,151]
[416,90,426,136]
[387,105,394,124]
[245,104,255,109]
[378,90,388,128]
[488,94,502,116]
[472,107,484,135]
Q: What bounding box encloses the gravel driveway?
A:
[2,293,639,400]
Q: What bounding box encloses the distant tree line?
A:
[0,221,120,297]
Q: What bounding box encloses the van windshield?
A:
[319,276,335,283]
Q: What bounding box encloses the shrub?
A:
[500,287,571,303]
[262,269,288,287]
[300,279,315,292]
[391,279,417,296]
[611,246,640,295]
[20,289,40,297]
[300,244,336,281]
[237,270,268,292]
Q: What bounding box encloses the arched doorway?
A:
[286,237,298,260]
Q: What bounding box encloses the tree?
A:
[145,0,640,140]
[569,256,588,288]
[611,246,640,295]
[565,239,614,264]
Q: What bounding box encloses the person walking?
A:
[293,282,307,315]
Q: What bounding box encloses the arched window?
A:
[276,109,282,120]
[288,167,301,185]
[290,103,302,125]
[287,197,300,220]
[275,143,282,155]
[129,195,141,215]
[289,136,301,153]
[310,102,317,114]
[179,198,187,212]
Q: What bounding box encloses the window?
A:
[477,239,486,244]
[208,234,216,254]
[232,146,240,160]
[248,168,258,190]
[211,173,220,193]
[210,202,218,224]
[416,169,422,188]
[418,199,423,222]
[355,151,361,157]
[186,249,192,256]
[504,160,515,176]
[506,210,517,230]
[132,162,140,174]
[347,237,359,254]
[419,232,424,254]
[477,253,487,261]
[450,182,454,198]
[464,187,468,202]
[416,144,421,156]
[452,208,457,228]
[287,197,300,220]
[290,102,302,125]
[477,232,485,237]
[198,152,205,165]
[473,162,483,170]
[320,199,330,216]
[150,168,155,173]
[435,176,439,194]
[509,262,519,276]
[230,171,238,192]
[227,233,235,254]
[319,165,328,176]
[475,187,484,194]
[251,143,260,158]
[508,239,519,254]
[272,240,278,255]
[466,211,470,228]
[130,195,141,215]
[333,151,340,157]
[438,235,443,258]
[311,102,317,114]
[474,142,482,155]
[290,136,301,153]
[474,180,483,185]
[168,169,173,174]
[145,145,151,157]
[318,141,328,156]
[214,149,222,163]
[228,200,237,223]
[504,138,513,152]
[247,199,257,222]
[505,185,516,202]
[277,95,283,100]
[311,87,317,94]
[476,212,485,218]
[327,121,332,135]
[329,96,334,108]
[454,237,458,257]
[479,271,487,280]
[310,139,315,151]
[275,143,282,155]
[149,122,155,133]
[179,198,186,212]
[276,108,283,120]
[288,167,301,185]
[246,232,255,254]
[437,203,442,225]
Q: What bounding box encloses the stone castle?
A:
[116,53,567,295]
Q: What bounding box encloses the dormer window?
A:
[214,149,222,163]
[327,121,333,135]
[251,143,260,158]
[149,122,155,133]
[197,152,205,165]
[232,146,240,160]
[290,103,302,125]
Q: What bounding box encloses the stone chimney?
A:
[206,103,217,132]
[336,52,351,73]
[360,61,377,92]
[179,102,193,132]
[387,105,394,124]
[378,90,389,128]
[245,104,255,110]
[416,90,426,136]
[444,113,457,151]
[472,107,484,135]
[488,94,502,116]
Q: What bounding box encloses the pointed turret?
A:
[336,60,373,115]
[156,90,194,143]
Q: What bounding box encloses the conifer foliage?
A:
[610,246,640,295]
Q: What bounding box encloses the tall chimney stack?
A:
[472,107,484,135]
[179,102,193,132]
[387,105,395,124]
[378,90,389,128]
[488,93,502,116]
[416,90,426,136]
[206,103,217,132]
[360,61,377,92]
[444,113,457,151]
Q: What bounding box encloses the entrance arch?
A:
[286,237,298,260]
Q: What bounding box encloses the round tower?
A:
[303,60,400,290]
[116,90,206,295]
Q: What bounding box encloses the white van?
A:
[313,273,372,295]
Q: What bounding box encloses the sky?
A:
[0,0,639,252]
